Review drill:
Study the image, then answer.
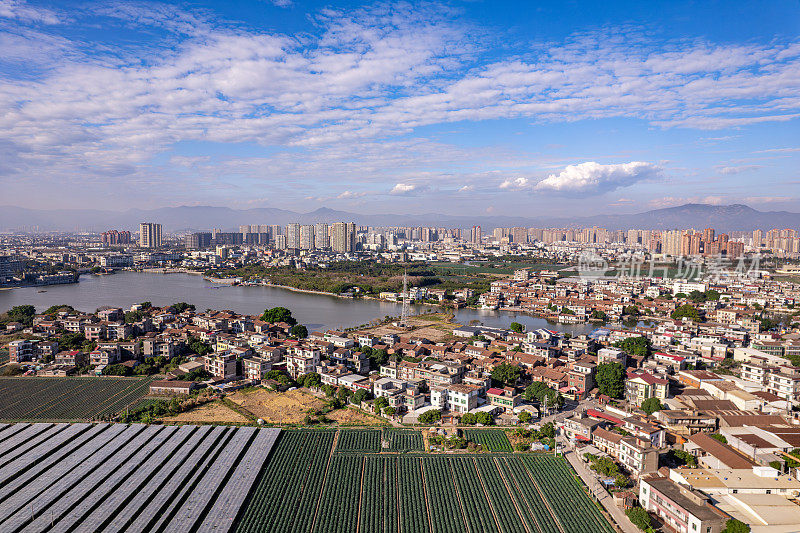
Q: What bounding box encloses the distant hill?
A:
[1,203,798,233]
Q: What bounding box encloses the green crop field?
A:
[236,429,614,533]
[384,429,424,452]
[0,376,154,421]
[335,428,382,452]
[464,429,513,452]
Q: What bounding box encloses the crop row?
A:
[384,429,424,452]
[238,437,614,533]
[336,429,382,453]
[464,429,513,452]
[521,455,614,533]
[0,377,154,421]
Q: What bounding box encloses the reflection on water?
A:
[0,272,596,334]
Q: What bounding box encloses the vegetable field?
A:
[237,429,614,533]
[0,377,155,421]
[336,428,382,452]
[464,429,513,452]
[384,429,424,452]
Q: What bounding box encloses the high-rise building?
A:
[470,225,482,244]
[332,222,356,253]
[510,227,527,244]
[314,223,329,249]
[285,223,301,249]
[274,234,287,249]
[662,230,683,256]
[139,223,162,248]
[185,232,212,250]
[299,225,315,250]
[101,230,131,246]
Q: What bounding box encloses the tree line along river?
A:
[0,271,596,334]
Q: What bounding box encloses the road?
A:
[558,436,641,533]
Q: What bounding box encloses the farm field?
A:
[237,429,614,533]
[384,428,424,452]
[464,429,514,452]
[0,377,154,421]
[336,428,382,452]
[0,423,279,532]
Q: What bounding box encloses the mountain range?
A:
[1,203,798,233]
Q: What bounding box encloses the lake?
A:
[0,272,596,334]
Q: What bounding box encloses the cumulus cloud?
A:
[390,183,417,195]
[534,162,661,196]
[458,185,474,193]
[499,177,530,190]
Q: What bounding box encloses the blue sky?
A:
[1,0,799,216]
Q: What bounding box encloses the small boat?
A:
[38,290,47,293]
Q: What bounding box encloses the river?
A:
[0,272,596,334]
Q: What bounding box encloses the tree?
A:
[623,305,640,316]
[475,412,493,425]
[625,507,651,531]
[369,348,389,367]
[721,518,750,533]
[509,322,524,333]
[710,433,727,444]
[518,411,532,423]
[418,409,442,425]
[384,407,396,416]
[299,372,321,388]
[260,306,296,325]
[460,412,476,425]
[491,362,521,386]
[6,305,35,326]
[596,362,625,398]
[187,336,212,356]
[613,336,652,359]
[671,304,701,322]
[374,396,389,410]
[171,302,195,313]
[290,324,308,338]
[640,397,663,416]
[352,389,368,404]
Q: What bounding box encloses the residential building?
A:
[639,475,728,533]
[139,222,162,248]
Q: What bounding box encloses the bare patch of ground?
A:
[227,388,326,424]
[162,400,248,424]
[327,407,384,425]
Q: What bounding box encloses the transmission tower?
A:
[400,269,410,327]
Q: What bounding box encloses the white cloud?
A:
[390,183,416,195]
[716,164,761,175]
[269,0,292,7]
[534,162,661,196]
[337,190,367,199]
[0,0,62,24]
[499,177,530,190]
[458,185,474,193]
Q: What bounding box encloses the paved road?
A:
[559,437,641,533]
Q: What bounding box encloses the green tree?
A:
[475,412,493,425]
[509,322,524,333]
[491,362,521,386]
[6,305,36,326]
[374,396,389,410]
[299,372,321,388]
[671,304,701,322]
[623,305,640,316]
[710,433,728,444]
[460,412,476,425]
[260,306,297,325]
[351,388,368,404]
[613,336,652,359]
[640,397,663,416]
[290,324,308,338]
[596,362,625,398]
[721,518,750,533]
[419,409,442,425]
[171,302,195,313]
[625,507,651,531]
[384,407,396,416]
[518,411,532,423]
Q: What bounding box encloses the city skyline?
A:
[1,0,799,215]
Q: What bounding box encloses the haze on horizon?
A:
[1,0,799,217]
